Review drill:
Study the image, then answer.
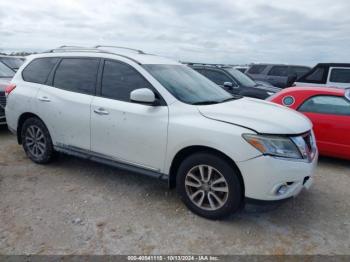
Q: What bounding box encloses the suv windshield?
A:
[144,64,235,105]
[226,68,256,88]
[0,62,15,78]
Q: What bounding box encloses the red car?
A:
[269,87,350,160]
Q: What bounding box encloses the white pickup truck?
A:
[295,63,350,89]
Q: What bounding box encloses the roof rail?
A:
[43,45,144,65]
[95,45,145,54]
[47,46,106,53]
[182,62,235,68]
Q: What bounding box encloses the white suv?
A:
[5,46,318,219]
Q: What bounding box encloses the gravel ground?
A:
[0,125,349,255]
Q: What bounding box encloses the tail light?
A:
[5,83,16,97]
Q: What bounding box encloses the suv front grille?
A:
[0,92,6,116]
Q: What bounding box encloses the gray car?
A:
[0,61,15,125]
[246,64,311,88]
[0,55,24,72]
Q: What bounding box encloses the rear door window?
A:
[22,58,59,84]
[247,65,266,74]
[268,66,288,77]
[329,68,350,83]
[53,58,100,95]
[299,95,350,116]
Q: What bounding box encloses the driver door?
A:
[91,59,169,171]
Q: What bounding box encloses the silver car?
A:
[246,64,311,88]
[0,55,24,72]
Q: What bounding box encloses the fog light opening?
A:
[276,185,288,196]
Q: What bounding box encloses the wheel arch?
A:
[17,112,45,144]
[168,145,245,196]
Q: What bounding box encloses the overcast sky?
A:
[0,0,349,65]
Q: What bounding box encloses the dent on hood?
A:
[197,98,312,135]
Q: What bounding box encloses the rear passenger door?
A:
[266,66,289,88]
[36,57,100,150]
[90,59,168,172]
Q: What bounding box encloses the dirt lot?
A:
[0,125,349,255]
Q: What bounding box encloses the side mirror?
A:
[224,82,233,88]
[130,88,156,104]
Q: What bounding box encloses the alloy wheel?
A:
[185,165,229,211]
[25,125,47,159]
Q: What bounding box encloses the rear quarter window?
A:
[22,58,59,84]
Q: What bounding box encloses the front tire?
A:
[176,153,243,220]
[21,117,54,164]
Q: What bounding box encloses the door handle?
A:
[94,107,109,115]
[38,96,51,102]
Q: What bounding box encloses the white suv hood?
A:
[198,98,312,134]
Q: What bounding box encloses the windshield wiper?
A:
[192,100,221,105]
[220,96,242,103]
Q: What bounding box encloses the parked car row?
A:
[246,64,311,88]
[185,63,281,99]
[4,46,318,220]
[235,62,350,90]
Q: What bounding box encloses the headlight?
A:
[243,134,302,159]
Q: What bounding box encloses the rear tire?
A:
[176,152,242,220]
[21,117,54,164]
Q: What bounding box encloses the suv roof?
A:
[34,46,180,66]
[316,63,350,67]
[249,63,310,67]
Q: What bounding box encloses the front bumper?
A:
[237,152,318,201]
